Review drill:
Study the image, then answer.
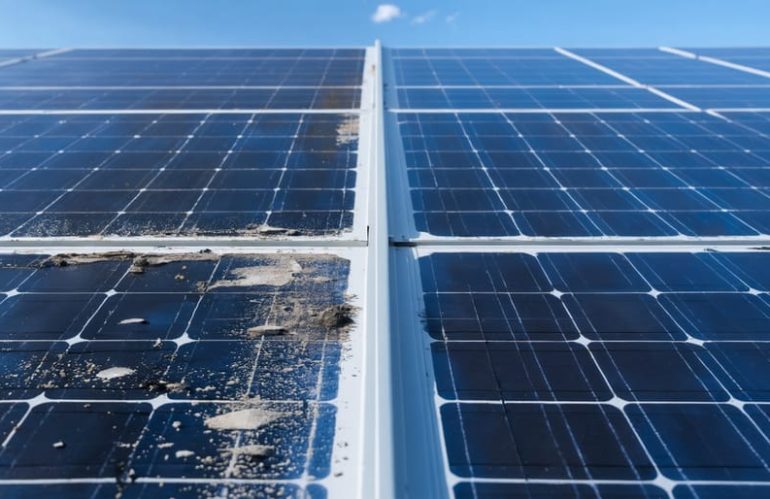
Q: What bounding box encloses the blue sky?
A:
[0,0,768,48]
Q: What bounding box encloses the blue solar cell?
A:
[706,343,770,401]
[628,404,770,481]
[433,342,611,401]
[540,253,650,292]
[590,342,728,401]
[442,403,654,479]
[455,483,668,499]
[659,293,770,340]
[627,252,747,292]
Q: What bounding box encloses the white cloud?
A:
[371,4,403,23]
[445,12,459,24]
[411,9,437,25]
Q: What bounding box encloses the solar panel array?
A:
[0,47,370,498]
[387,47,770,499]
[3,44,770,499]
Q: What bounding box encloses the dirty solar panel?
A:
[400,111,770,237]
[419,251,770,498]
[0,113,358,237]
[0,252,351,496]
[0,49,366,88]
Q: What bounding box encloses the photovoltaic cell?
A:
[0,252,351,496]
[418,250,770,497]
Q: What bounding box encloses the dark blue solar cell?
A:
[442,403,654,479]
[659,293,770,340]
[588,211,678,236]
[420,253,551,293]
[541,253,650,292]
[706,343,770,401]
[714,252,770,291]
[0,293,103,340]
[628,404,770,481]
[661,211,758,236]
[0,255,41,291]
[415,211,520,236]
[423,292,578,341]
[433,342,611,401]
[627,253,746,292]
[0,402,151,479]
[590,342,728,401]
[515,211,600,237]
[564,293,685,340]
[81,293,198,340]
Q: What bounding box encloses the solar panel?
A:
[414,249,770,497]
[0,113,358,237]
[387,46,770,499]
[397,111,770,237]
[0,45,373,497]
[0,250,360,495]
[3,43,770,498]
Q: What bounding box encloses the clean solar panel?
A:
[0,113,358,237]
[399,111,770,237]
[0,251,351,496]
[418,250,770,498]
